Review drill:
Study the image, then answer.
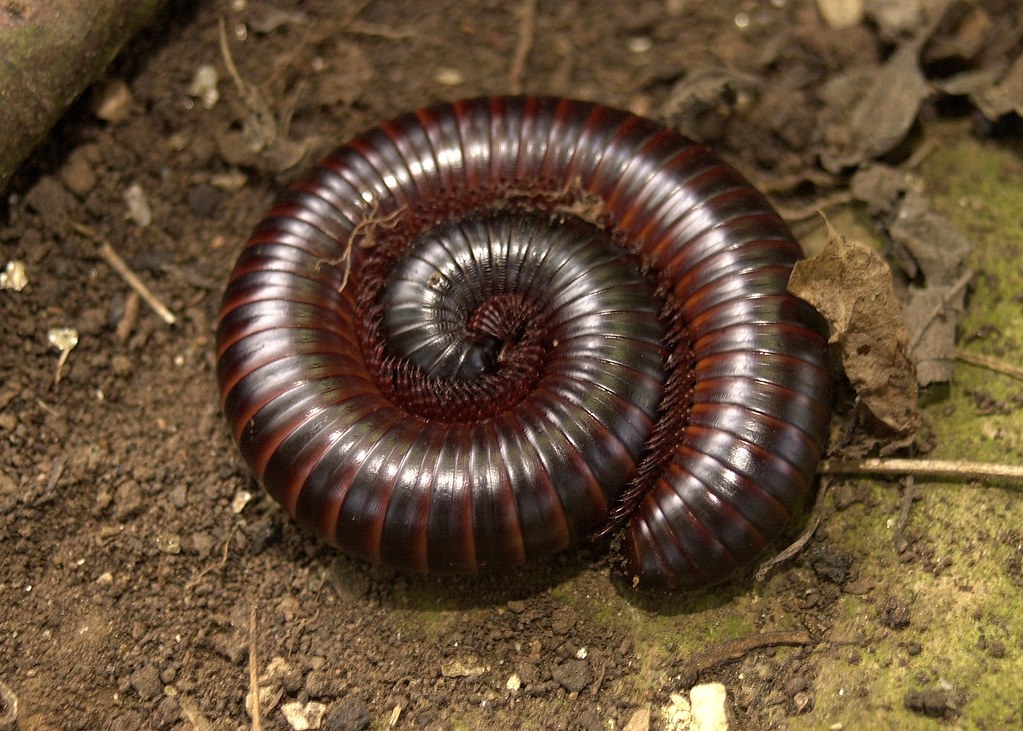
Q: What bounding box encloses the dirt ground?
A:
[2,1,1023,729]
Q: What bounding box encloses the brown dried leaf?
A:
[849,163,915,214]
[920,1,993,65]
[889,191,973,385]
[890,191,972,284]
[848,172,973,387]
[970,53,1023,121]
[660,67,761,143]
[819,42,930,172]
[903,280,969,386]
[789,222,920,450]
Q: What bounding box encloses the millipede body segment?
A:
[216,96,832,590]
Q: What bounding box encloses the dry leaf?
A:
[660,67,761,142]
[890,190,972,284]
[889,191,973,385]
[789,221,920,452]
[848,172,974,387]
[819,41,930,171]
[903,281,969,386]
[970,53,1023,121]
[848,163,916,214]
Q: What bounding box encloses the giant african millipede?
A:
[216,96,832,590]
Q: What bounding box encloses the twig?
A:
[776,191,856,223]
[219,16,280,154]
[389,703,403,727]
[591,663,606,695]
[218,18,247,96]
[72,222,176,325]
[277,77,307,139]
[115,291,140,342]
[892,477,917,553]
[51,335,76,386]
[222,523,236,565]
[679,630,814,686]
[509,0,538,94]
[957,350,1023,382]
[32,457,66,507]
[183,524,238,593]
[35,399,61,418]
[98,241,177,325]
[249,605,262,731]
[904,137,939,169]
[346,21,418,39]
[755,479,831,582]
[818,458,1023,484]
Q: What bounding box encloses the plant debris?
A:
[847,165,975,387]
[818,39,930,172]
[789,221,921,454]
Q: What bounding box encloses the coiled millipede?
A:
[216,96,832,590]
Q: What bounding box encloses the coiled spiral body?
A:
[216,96,832,590]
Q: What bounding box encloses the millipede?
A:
[215,96,832,590]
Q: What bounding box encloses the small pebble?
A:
[0,261,27,292]
[187,64,220,109]
[551,659,591,693]
[281,700,327,731]
[815,0,864,29]
[435,68,463,86]
[60,149,98,197]
[91,79,134,123]
[123,183,152,227]
[129,664,162,701]
[322,697,370,731]
[690,683,730,731]
[155,533,181,555]
[622,707,650,731]
[627,36,652,54]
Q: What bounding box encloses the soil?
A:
[2,1,1022,730]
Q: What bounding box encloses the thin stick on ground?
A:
[776,191,856,223]
[957,350,1023,382]
[679,630,814,686]
[218,17,247,97]
[509,0,538,94]
[249,605,261,731]
[892,477,917,553]
[767,458,1020,579]
[72,222,177,325]
[818,458,1023,484]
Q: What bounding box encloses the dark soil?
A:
[1,1,1020,729]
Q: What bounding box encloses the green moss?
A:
[620,128,1023,730]
[794,126,1023,728]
